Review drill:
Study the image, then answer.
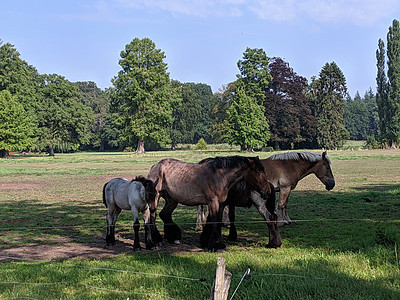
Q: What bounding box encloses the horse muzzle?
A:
[325,179,335,190]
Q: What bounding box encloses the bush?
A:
[195,138,207,150]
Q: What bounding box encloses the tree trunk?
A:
[49,146,55,156]
[136,139,145,154]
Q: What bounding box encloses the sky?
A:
[2,0,400,97]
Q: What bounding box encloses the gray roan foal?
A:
[103,176,162,250]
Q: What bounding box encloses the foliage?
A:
[376,19,400,147]
[170,81,213,148]
[264,57,316,150]
[0,90,35,157]
[35,74,94,155]
[75,81,111,150]
[225,86,270,151]
[237,47,272,105]
[309,62,349,149]
[195,138,208,150]
[0,41,39,114]
[211,82,237,143]
[110,37,179,153]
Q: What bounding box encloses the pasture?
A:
[0,149,399,299]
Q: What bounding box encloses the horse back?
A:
[262,158,300,190]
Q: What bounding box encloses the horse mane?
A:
[269,151,331,164]
[199,156,265,171]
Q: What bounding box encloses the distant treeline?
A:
[1,21,399,156]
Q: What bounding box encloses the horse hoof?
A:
[173,240,181,245]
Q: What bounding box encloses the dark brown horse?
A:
[147,156,277,251]
[224,180,282,248]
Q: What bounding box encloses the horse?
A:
[147,155,274,251]
[224,180,282,248]
[196,151,335,238]
[102,176,162,250]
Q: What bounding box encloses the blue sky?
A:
[2,0,400,97]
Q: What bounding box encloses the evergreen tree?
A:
[386,19,400,147]
[0,90,35,157]
[343,92,369,140]
[376,38,388,141]
[110,38,178,153]
[310,62,349,149]
[225,85,270,151]
[363,88,379,137]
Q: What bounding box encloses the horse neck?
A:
[296,159,320,180]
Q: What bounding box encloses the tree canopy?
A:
[309,62,349,149]
[376,19,400,147]
[110,37,179,153]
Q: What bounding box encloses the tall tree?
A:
[0,90,35,157]
[385,19,400,147]
[310,62,349,149]
[225,85,270,151]
[110,38,178,153]
[237,47,272,105]
[264,57,316,150]
[376,38,389,141]
[36,74,94,156]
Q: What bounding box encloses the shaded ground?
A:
[0,234,204,262]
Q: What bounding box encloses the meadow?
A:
[0,149,399,299]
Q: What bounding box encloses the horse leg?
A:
[200,199,224,251]
[131,207,141,250]
[277,188,292,226]
[266,213,282,248]
[195,205,205,231]
[159,193,181,244]
[250,191,281,248]
[142,207,159,250]
[227,205,237,241]
[106,205,121,245]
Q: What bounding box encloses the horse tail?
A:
[102,182,108,208]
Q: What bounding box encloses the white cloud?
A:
[114,0,400,25]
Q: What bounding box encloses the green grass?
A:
[0,149,399,299]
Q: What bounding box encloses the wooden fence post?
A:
[209,257,232,300]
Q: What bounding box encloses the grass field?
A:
[0,149,399,299]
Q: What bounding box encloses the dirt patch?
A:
[0,182,45,191]
[0,234,205,262]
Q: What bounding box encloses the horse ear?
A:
[322,151,327,160]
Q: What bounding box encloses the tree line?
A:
[1,20,399,156]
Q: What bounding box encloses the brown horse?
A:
[147,156,276,251]
[197,151,335,239]
[265,151,335,225]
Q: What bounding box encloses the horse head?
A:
[315,151,335,190]
[134,176,157,210]
[244,156,271,199]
